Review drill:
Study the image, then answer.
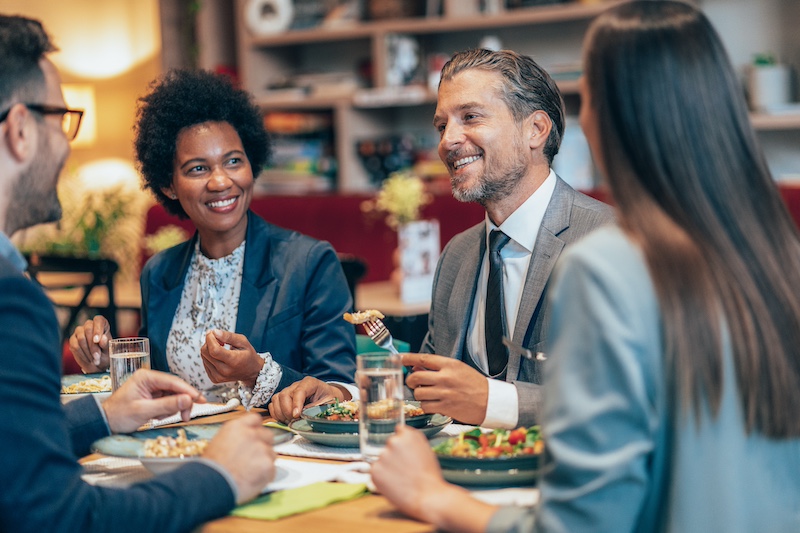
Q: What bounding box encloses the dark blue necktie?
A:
[485,230,510,376]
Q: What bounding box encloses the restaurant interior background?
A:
[4,0,800,356]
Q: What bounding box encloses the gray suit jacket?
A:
[420,176,615,426]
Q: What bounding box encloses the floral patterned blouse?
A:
[166,239,281,406]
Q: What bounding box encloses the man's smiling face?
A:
[433,68,530,206]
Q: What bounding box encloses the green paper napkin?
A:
[232,482,368,520]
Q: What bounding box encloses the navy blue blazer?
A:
[0,254,233,532]
[139,211,357,394]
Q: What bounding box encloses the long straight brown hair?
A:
[584,1,800,437]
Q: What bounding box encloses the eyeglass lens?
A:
[62,110,83,141]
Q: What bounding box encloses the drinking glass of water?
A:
[109,337,151,391]
[357,352,404,462]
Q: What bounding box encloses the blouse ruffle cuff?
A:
[239,351,282,408]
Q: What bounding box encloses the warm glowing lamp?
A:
[61,84,97,148]
[5,0,162,79]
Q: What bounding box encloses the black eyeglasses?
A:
[0,103,84,141]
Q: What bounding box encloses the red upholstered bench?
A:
[144,193,486,282]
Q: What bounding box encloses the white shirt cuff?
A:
[481,378,520,429]
[331,381,359,400]
[94,395,112,432]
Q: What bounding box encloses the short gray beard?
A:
[451,159,527,206]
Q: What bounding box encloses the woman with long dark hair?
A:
[371,2,800,531]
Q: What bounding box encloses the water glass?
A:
[109,337,151,391]
[357,352,404,462]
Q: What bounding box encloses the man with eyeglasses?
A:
[0,14,277,532]
[0,103,83,139]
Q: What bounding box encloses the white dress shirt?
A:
[467,170,556,428]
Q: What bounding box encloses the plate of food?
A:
[301,400,432,434]
[61,373,112,402]
[91,424,293,474]
[289,413,452,448]
[431,426,545,487]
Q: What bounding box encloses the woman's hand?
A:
[200,329,264,387]
[268,376,350,423]
[371,425,496,532]
[69,316,111,373]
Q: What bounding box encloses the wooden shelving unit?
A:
[234,0,800,192]
[234,1,619,192]
[245,2,619,48]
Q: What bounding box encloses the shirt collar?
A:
[0,231,28,272]
[486,169,557,253]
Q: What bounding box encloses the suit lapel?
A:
[235,212,277,349]
[147,235,196,371]
[508,177,573,380]
[445,224,485,359]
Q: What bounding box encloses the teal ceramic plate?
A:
[429,434,544,488]
[440,467,540,488]
[91,424,293,474]
[301,400,433,434]
[289,413,452,448]
[429,435,541,471]
[61,373,112,403]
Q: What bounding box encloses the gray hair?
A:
[440,48,565,164]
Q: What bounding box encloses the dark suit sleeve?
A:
[0,273,235,533]
[63,395,112,455]
[275,240,356,390]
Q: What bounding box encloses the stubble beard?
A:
[449,146,529,206]
[7,134,64,234]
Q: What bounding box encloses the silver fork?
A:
[364,319,400,355]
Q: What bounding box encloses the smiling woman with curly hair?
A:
[134,69,270,218]
[69,69,357,409]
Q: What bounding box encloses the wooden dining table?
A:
[81,408,438,533]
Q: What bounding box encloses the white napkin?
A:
[82,457,151,487]
[264,459,366,493]
[274,438,362,461]
[139,398,241,430]
[471,487,539,506]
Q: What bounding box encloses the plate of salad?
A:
[301,399,432,434]
[432,426,544,472]
[288,414,452,448]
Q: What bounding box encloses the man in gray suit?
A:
[402,49,614,429]
[268,49,613,427]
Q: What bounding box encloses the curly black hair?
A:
[134,69,271,218]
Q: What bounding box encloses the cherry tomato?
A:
[508,428,527,445]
